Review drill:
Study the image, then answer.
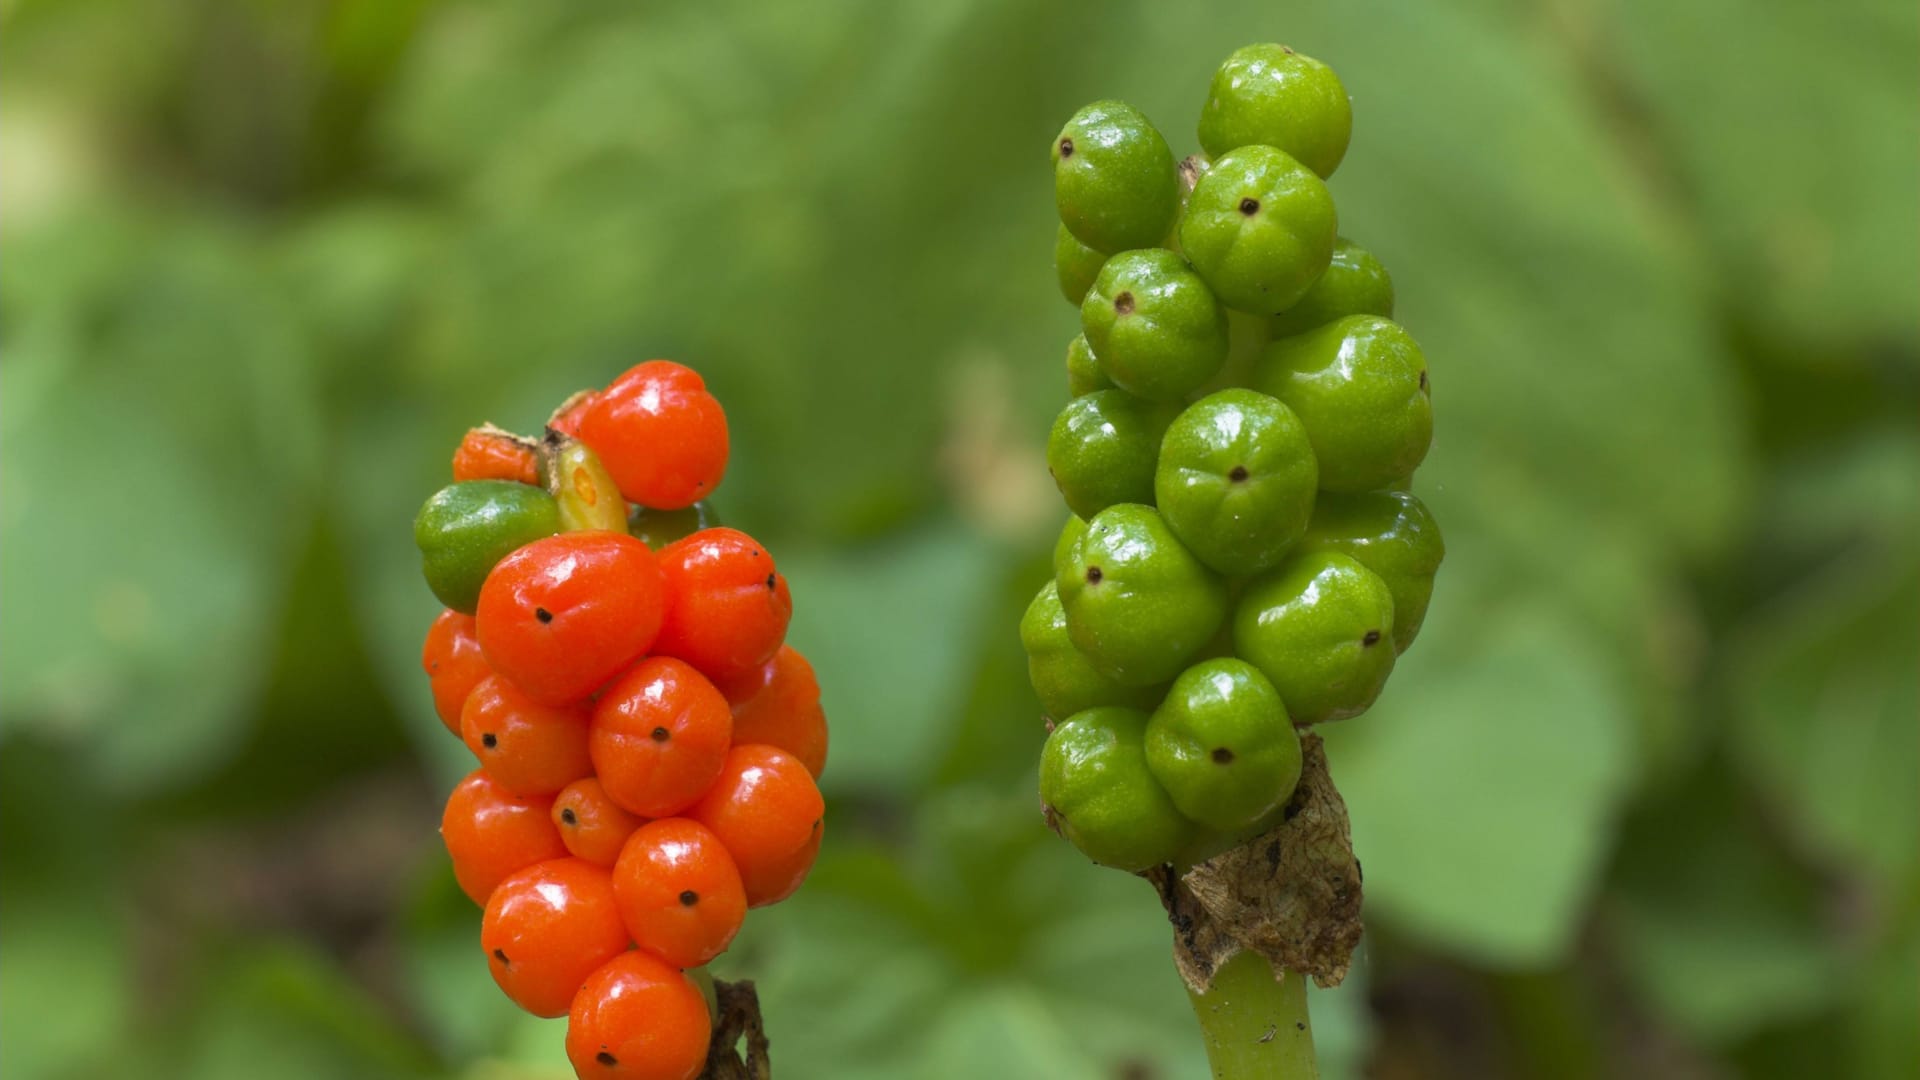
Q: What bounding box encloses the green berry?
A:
[414,481,561,613]
[1197,44,1352,179]
[1082,249,1229,402]
[1154,389,1318,576]
[1021,582,1165,720]
[1053,514,1089,576]
[1178,145,1337,315]
[1233,550,1396,725]
[1040,707,1196,871]
[1046,389,1175,520]
[1065,333,1114,398]
[1270,237,1394,338]
[1055,225,1109,306]
[1052,100,1180,254]
[628,499,720,550]
[1058,504,1228,687]
[1253,315,1431,493]
[1299,489,1444,652]
[1145,659,1302,832]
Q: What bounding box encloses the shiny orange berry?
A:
[461,674,594,796]
[475,531,666,706]
[716,645,828,778]
[482,858,630,1018]
[566,951,710,1080]
[652,528,792,684]
[576,361,729,510]
[452,428,540,485]
[550,391,598,439]
[552,778,646,867]
[611,818,746,969]
[423,610,491,736]
[441,770,568,905]
[689,745,825,907]
[590,658,732,818]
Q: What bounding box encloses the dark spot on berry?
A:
[1085,565,1103,585]
[1212,747,1235,764]
[1282,44,1296,54]
[1362,630,1382,647]
[493,948,509,965]
[1296,1021,1307,1031]
[751,549,759,557]
[1239,197,1260,216]
[481,733,497,749]
[766,572,777,591]
[1058,137,1074,158]
[1114,291,1135,315]
[1419,370,1429,391]
[679,889,699,906]
[535,607,553,624]
[651,726,670,742]
[597,1052,617,1066]
[560,807,577,826]
[1228,465,1249,483]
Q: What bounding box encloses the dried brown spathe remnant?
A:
[700,978,772,1080]
[1145,733,1363,991]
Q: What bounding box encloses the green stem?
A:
[1185,951,1318,1080]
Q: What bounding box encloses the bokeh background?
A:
[3,1,1916,1077]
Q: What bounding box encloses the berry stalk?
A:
[1186,951,1318,1080]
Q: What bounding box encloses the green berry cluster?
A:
[1030,44,1444,873]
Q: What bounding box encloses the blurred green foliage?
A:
[2,0,1916,1077]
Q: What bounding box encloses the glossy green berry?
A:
[628,500,720,550]
[1052,101,1180,254]
[1040,707,1195,871]
[1299,489,1443,652]
[1233,550,1396,725]
[1179,145,1336,316]
[1154,389,1318,576]
[1270,237,1394,338]
[1197,44,1352,179]
[1021,582,1165,720]
[1082,249,1228,402]
[1253,315,1431,493]
[1145,659,1302,832]
[1046,390,1175,520]
[414,481,561,613]
[1058,504,1228,687]
[1055,225,1109,306]
[1065,333,1114,398]
[1053,514,1089,576]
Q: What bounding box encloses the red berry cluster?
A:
[419,361,828,1080]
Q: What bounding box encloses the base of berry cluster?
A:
[1144,734,1363,992]
[700,978,772,1079]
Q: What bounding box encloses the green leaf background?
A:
[2,0,1915,1077]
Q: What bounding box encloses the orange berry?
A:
[653,528,792,684]
[611,819,746,969]
[577,361,729,510]
[475,531,666,706]
[566,951,710,1080]
[717,645,828,778]
[590,658,732,818]
[441,770,567,905]
[552,778,646,867]
[461,674,594,796]
[550,391,598,439]
[689,745,825,907]
[423,610,491,736]
[482,858,630,1018]
[452,428,540,485]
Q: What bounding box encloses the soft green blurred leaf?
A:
[1599,0,1920,349]
[1605,767,1846,1042]
[1325,597,1634,966]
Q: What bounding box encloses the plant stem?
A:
[1185,950,1318,1080]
